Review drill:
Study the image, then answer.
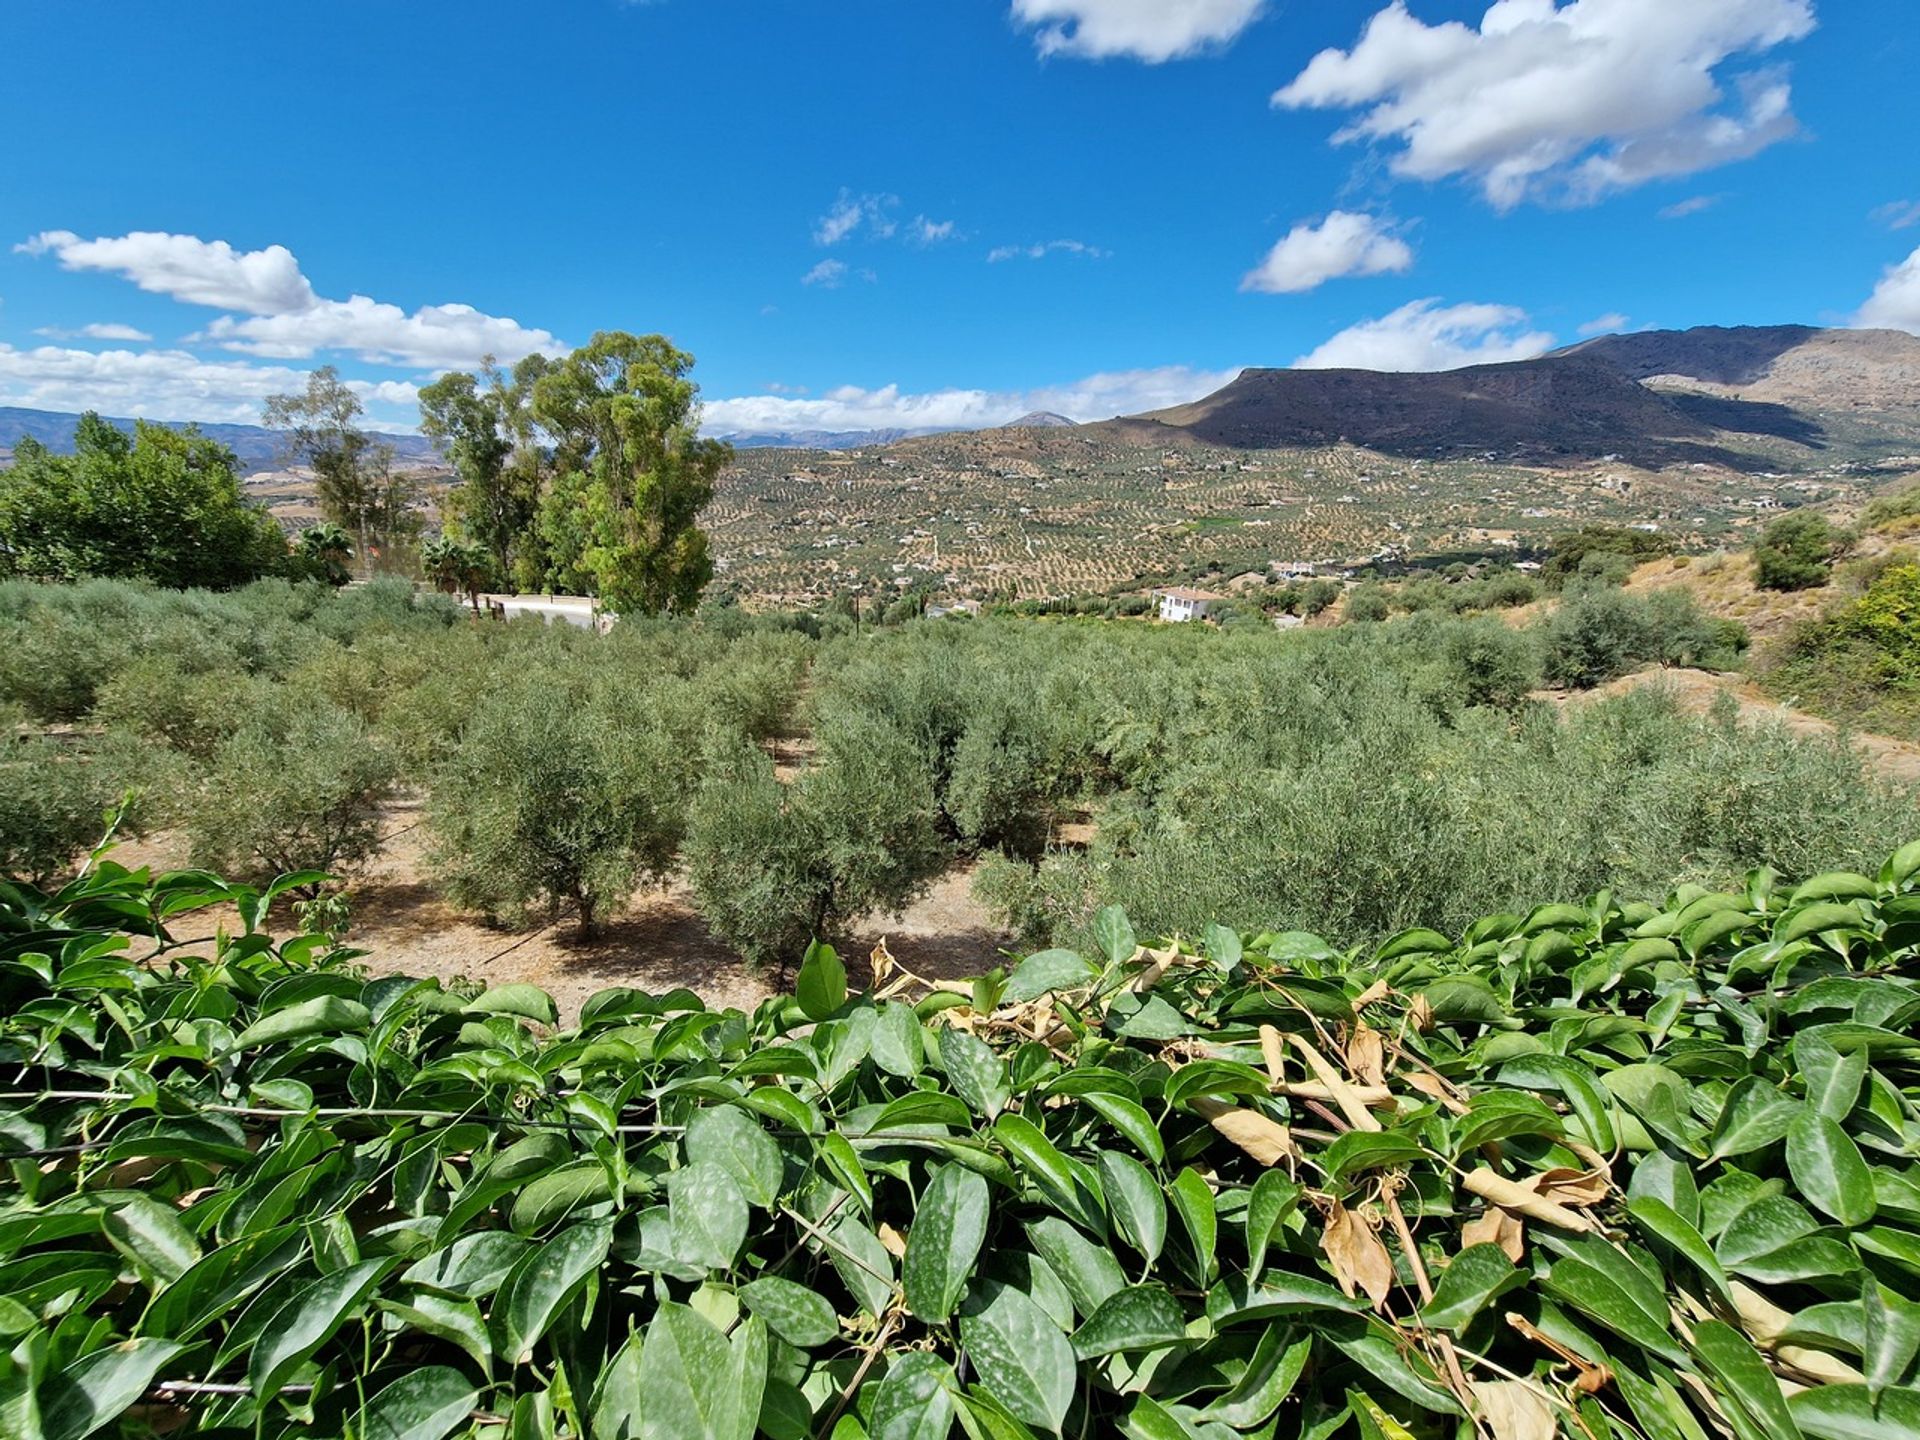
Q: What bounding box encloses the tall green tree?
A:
[528,332,731,615]
[417,357,548,581]
[0,415,285,587]
[264,367,421,572]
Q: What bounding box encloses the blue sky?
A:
[1,0,1917,435]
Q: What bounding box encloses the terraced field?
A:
[707,428,1887,603]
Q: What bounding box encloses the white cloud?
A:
[0,342,418,427]
[1578,311,1630,335]
[20,228,562,369]
[1659,194,1722,219]
[1274,0,1817,209]
[1858,246,1920,335]
[802,260,850,289]
[987,239,1110,263]
[1241,211,1413,294]
[19,230,316,314]
[1872,200,1920,232]
[814,191,898,246]
[703,364,1238,435]
[908,216,960,246]
[1012,0,1266,62]
[1295,298,1555,370]
[33,322,154,342]
[198,298,560,369]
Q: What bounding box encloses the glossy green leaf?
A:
[903,1164,990,1322]
[959,1283,1075,1435]
[870,1353,956,1440]
[495,1220,613,1365]
[1786,1108,1877,1226]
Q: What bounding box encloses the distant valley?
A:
[6,325,1918,602]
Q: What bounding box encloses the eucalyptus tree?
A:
[528,331,732,615]
[264,367,420,571]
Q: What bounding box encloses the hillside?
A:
[1107,354,1734,466]
[1103,326,1920,471]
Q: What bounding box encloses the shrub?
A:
[1753,511,1848,591]
[1540,524,1672,589]
[1344,586,1390,623]
[188,690,398,882]
[1427,616,1540,712]
[685,714,947,969]
[427,676,694,934]
[1539,586,1658,687]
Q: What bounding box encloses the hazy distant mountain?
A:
[720,426,942,451]
[1002,411,1077,429]
[0,406,443,474]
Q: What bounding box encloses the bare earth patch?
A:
[108,795,1017,1020]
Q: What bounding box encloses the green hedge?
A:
[5,845,1920,1438]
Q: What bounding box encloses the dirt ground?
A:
[110,795,1019,1022]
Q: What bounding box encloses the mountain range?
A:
[0,406,442,474]
[3,326,1916,474]
[1107,326,1920,471]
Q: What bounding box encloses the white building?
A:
[482,594,610,632]
[1156,587,1222,623]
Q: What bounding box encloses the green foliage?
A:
[186,689,398,883]
[427,673,697,934]
[1540,585,1735,688]
[1770,563,1920,738]
[684,714,947,968]
[1541,524,1673,590]
[0,416,286,588]
[10,845,1920,1437]
[522,333,731,614]
[264,368,422,571]
[1754,511,1850,592]
[418,360,545,580]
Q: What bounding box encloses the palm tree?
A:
[296,523,353,586]
[423,534,494,615]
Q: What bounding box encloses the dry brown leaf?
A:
[1259,1024,1286,1087]
[1192,1097,1296,1166]
[1462,1206,1526,1263]
[1353,978,1392,1009]
[869,937,896,991]
[1471,1381,1558,1440]
[1322,1200,1395,1310]
[877,1223,907,1258]
[1463,1169,1597,1233]
[1348,1023,1387,1088]
[1129,945,1178,993]
[1525,1168,1610,1208]
[1273,1081,1393,1106]
[1407,993,1435,1033]
[1284,1033,1383,1133]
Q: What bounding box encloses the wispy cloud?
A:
[33,322,154,343]
[987,239,1110,263]
[1872,200,1920,231]
[1578,312,1631,336]
[1659,194,1723,219]
[703,363,1237,435]
[1011,0,1267,63]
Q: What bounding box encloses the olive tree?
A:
[427,677,693,934]
[684,714,947,970]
